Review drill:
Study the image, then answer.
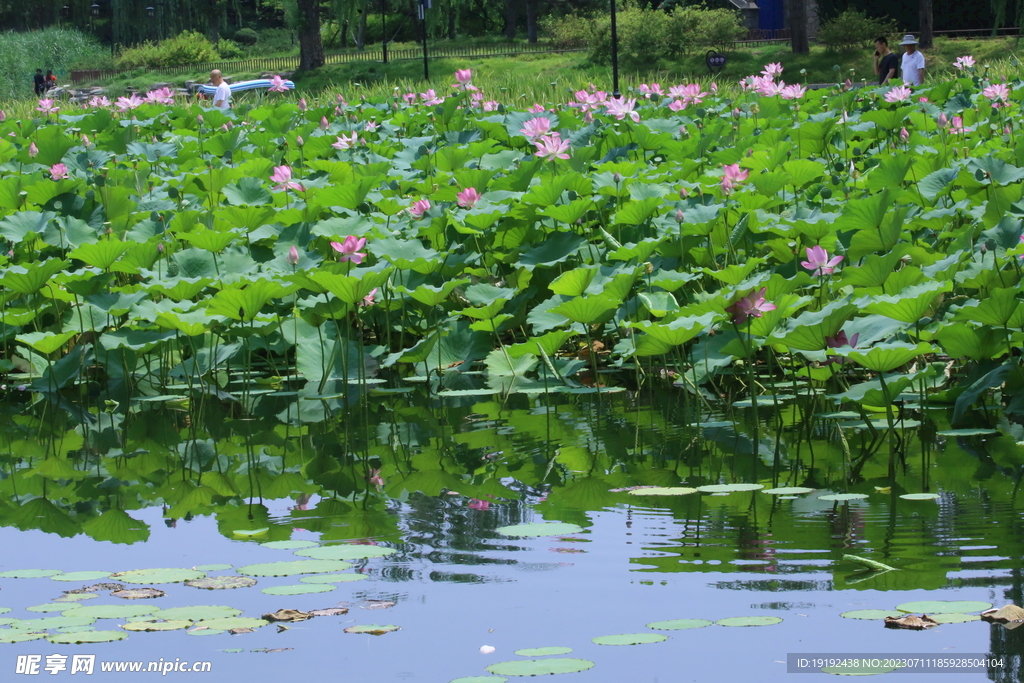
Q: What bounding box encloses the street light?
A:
[146,6,155,16]
[417,0,431,80]
[90,3,100,16]
[609,0,619,98]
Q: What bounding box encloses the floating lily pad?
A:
[299,574,367,584]
[344,623,400,635]
[55,625,95,633]
[157,606,242,621]
[186,628,225,636]
[195,617,268,630]
[48,630,127,644]
[762,487,815,495]
[486,658,595,676]
[716,616,783,627]
[627,487,698,496]
[232,528,270,537]
[818,494,869,501]
[936,429,1000,436]
[237,559,354,577]
[514,647,573,656]
[895,600,991,614]
[261,584,336,596]
[592,633,667,645]
[0,608,10,614]
[451,678,508,683]
[223,649,244,653]
[51,571,112,582]
[63,604,157,619]
[13,616,96,630]
[495,522,584,537]
[646,619,713,630]
[0,569,63,578]
[822,662,902,676]
[122,620,192,632]
[261,540,318,550]
[929,613,980,624]
[27,604,72,613]
[194,564,233,572]
[840,610,904,620]
[185,576,257,590]
[0,617,21,626]
[53,593,99,602]
[899,493,940,500]
[110,568,205,584]
[696,484,764,493]
[111,588,165,600]
[295,546,395,561]
[0,632,47,643]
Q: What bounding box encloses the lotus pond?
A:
[3,64,1024,680]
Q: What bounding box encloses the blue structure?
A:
[758,0,785,31]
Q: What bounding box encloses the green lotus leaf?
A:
[261,584,336,596]
[593,632,667,645]
[494,522,584,537]
[193,564,233,572]
[298,574,368,584]
[295,545,393,560]
[818,493,869,501]
[13,616,96,630]
[716,616,783,627]
[486,658,594,676]
[17,331,77,355]
[514,647,573,656]
[26,604,72,613]
[51,571,112,582]
[646,619,713,630]
[154,606,242,621]
[762,487,815,495]
[62,604,157,619]
[839,610,904,620]
[344,623,401,634]
[186,628,225,636]
[836,342,934,373]
[0,632,48,643]
[929,613,980,623]
[238,560,354,577]
[895,600,991,614]
[696,484,764,493]
[0,259,69,294]
[627,487,698,496]
[69,241,130,270]
[49,630,128,644]
[122,620,192,631]
[0,569,63,578]
[109,568,205,584]
[899,493,940,500]
[260,540,319,550]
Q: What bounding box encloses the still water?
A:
[2,384,1024,681]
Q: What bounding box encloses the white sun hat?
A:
[899,34,919,45]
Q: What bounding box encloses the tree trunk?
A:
[918,0,933,48]
[525,0,537,43]
[297,0,325,69]
[504,0,516,40]
[789,0,809,54]
[448,5,456,40]
[356,11,367,49]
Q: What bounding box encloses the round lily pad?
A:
[110,568,206,584]
[593,633,667,645]
[646,619,713,630]
[48,630,127,644]
[232,528,270,537]
[937,429,1000,436]
[122,620,192,632]
[0,617,21,626]
[53,594,99,602]
[27,604,72,613]
[295,546,395,560]
[299,574,367,584]
[0,632,47,643]
[495,522,584,537]
[762,487,815,495]
[238,560,353,577]
[185,576,257,590]
[262,584,336,596]
[895,600,991,614]
[818,493,869,501]
[451,678,509,683]
[0,569,63,578]
[261,540,318,550]
[194,564,233,572]
[223,649,244,653]
[195,617,268,630]
[514,647,573,656]
[55,625,96,633]
[63,604,157,620]
[51,571,112,582]
[822,662,902,676]
[486,658,595,676]
[13,616,96,630]
[344,624,401,634]
[0,608,10,614]
[696,484,764,493]
[111,588,165,600]
[840,610,904,620]
[186,628,225,636]
[157,606,242,621]
[716,616,783,627]
[930,613,980,623]
[627,487,698,497]
[899,493,940,500]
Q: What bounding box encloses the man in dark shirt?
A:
[33,69,45,95]
[874,37,899,85]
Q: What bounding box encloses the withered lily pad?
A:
[65,583,123,594]
[486,659,594,676]
[884,614,939,630]
[185,576,257,590]
[122,620,191,632]
[262,609,311,622]
[111,588,165,600]
[250,647,294,653]
[53,593,100,602]
[229,627,256,634]
[361,600,396,610]
[593,633,667,645]
[309,608,350,617]
[48,630,127,644]
[110,568,205,584]
[195,617,268,630]
[981,605,1024,623]
[238,560,352,577]
[344,624,400,635]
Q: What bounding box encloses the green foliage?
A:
[233,28,259,45]
[115,30,221,69]
[0,29,109,99]
[816,10,900,52]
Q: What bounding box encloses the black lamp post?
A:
[610,0,619,98]
[417,0,430,80]
[381,0,388,63]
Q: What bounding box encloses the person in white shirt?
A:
[898,34,925,86]
[210,69,231,110]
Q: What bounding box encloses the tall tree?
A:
[789,0,809,53]
[297,0,325,69]
[919,0,933,48]
[525,0,537,43]
[504,0,516,39]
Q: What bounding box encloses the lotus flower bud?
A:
[675,209,685,223]
[900,127,909,141]
[937,112,949,129]
[320,116,329,130]
[287,245,300,266]
[679,187,688,199]
[731,108,741,119]
[196,114,203,124]
[612,172,622,184]
[28,142,37,158]
[157,242,164,253]
[298,97,307,111]
[296,135,304,147]
[0,110,5,122]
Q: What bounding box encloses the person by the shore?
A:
[873,36,899,85]
[210,69,231,111]
[899,34,925,86]
[33,69,45,95]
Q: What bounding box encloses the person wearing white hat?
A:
[899,34,925,86]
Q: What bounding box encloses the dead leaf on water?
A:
[64,583,124,594]
[251,648,293,653]
[262,609,312,623]
[228,627,255,635]
[308,608,349,617]
[981,605,1024,623]
[550,548,585,554]
[360,600,395,610]
[111,588,165,600]
[884,614,939,630]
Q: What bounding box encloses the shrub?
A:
[817,10,899,52]
[0,28,109,98]
[233,28,258,45]
[541,14,595,49]
[115,30,220,68]
[678,6,747,52]
[217,39,244,59]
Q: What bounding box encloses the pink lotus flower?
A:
[287,245,300,266]
[482,101,499,112]
[637,83,664,98]
[270,165,305,192]
[454,68,472,87]
[360,287,378,307]
[826,330,859,348]
[368,468,384,487]
[726,287,776,324]
[900,127,910,141]
[937,112,949,129]
[534,133,571,160]
[28,142,38,158]
[800,245,843,276]
[37,98,59,114]
[983,83,1009,103]
[331,236,367,264]
[0,110,5,122]
[420,89,444,106]
[950,115,967,134]
[468,499,490,511]
[720,163,749,193]
[761,62,784,78]
[668,83,706,107]
[320,116,329,130]
[668,99,686,112]
[780,83,807,100]
[571,89,608,112]
[953,55,976,71]
[364,120,378,132]
[519,117,552,140]
[753,76,784,97]
[81,134,90,146]
[883,86,913,103]
[86,95,110,109]
[409,199,431,219]
[145,87,175,105]
[332,132,359,150]
[49,163,68,180]
[457,187,481,208]
[606,97,640,122]
[336,93,347,105]
[527,104,547,113]
[268,75,288,92]
[402,92,417,105]
[115,94,144,111]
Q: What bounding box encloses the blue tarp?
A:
[196,79,296,95]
